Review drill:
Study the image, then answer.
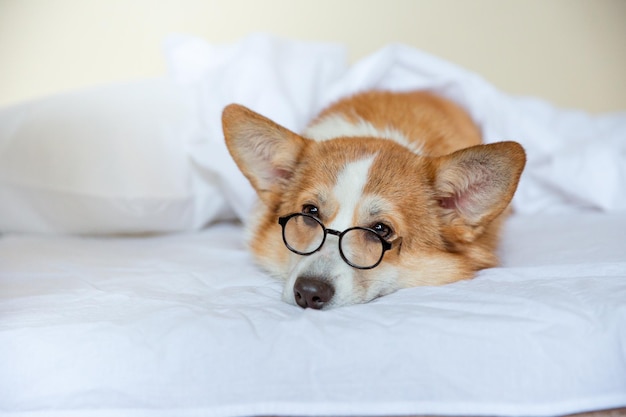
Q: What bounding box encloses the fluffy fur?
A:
[222,91,526,309]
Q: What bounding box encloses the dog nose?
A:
[293,277,335,309]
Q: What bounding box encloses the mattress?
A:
[1,211,626,417]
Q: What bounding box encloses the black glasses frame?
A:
[278,212,402,270]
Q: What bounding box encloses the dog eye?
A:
[302,204,319,217]
[371,222,393,239]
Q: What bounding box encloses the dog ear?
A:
[433,141,526,243]
[222,104,307,203]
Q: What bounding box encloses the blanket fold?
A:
[165,33,626,221]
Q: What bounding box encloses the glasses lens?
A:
[283,214,325,254]
[340,228,385,268]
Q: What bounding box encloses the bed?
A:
[1,34,625,417]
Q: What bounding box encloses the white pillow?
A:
[0,78,231,234]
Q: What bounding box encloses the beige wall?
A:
[1,0,625,112]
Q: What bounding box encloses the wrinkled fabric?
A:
[165,33,626,220]
[1,212,625,416]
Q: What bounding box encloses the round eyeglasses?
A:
[278,213,402,270]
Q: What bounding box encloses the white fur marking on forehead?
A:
[304,114,423,155]
[329,156,376,230]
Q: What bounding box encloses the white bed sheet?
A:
[1,211,625,417]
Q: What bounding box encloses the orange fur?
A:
[222,91,526,308]
[310,91,482,155]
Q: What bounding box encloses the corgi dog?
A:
[222,91,526,309]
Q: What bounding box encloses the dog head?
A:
[222,104,525,309]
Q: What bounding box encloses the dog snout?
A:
[293,276,335,309]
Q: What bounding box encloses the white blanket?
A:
[1,211,625,416]
[165,34,626,221]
